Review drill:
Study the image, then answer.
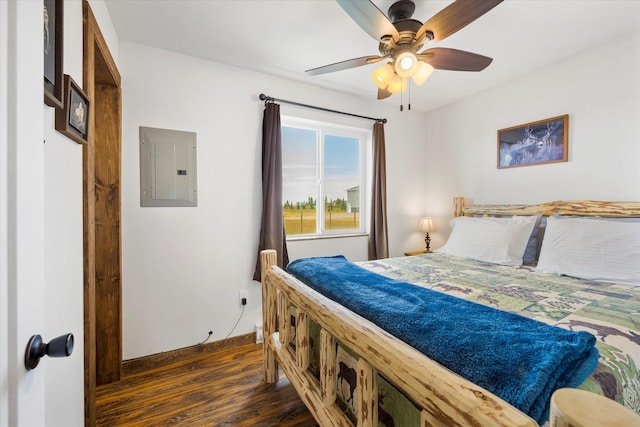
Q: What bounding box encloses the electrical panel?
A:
[139,126,197,207]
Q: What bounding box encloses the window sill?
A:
[286,233,368,242]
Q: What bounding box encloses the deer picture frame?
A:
[497,115,568,169]
[55,75,90,145]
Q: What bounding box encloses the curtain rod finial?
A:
[259,93,275,104]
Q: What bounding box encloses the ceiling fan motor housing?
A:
[388,0,416,22]
[379,0,433,52]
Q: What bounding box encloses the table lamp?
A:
[418,217,435,253]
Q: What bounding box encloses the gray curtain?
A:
[368,122,389,260]
[253,101,289,281]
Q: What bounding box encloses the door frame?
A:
[82,2,122,424]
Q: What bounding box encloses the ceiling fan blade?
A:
[418,48,493,71]
[306,55,386,76]
[336,0,399,42]
[377,87,392,100]
[416,0,503,42]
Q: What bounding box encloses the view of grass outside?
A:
[284,207,360,235]
[284,208,316,235]
[324,209,359,230]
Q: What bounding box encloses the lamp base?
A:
[424,232,431,253]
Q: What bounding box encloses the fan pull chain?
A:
[399,80,412,112]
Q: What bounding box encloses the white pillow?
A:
[436,215,539,267]
[536,216,640,286]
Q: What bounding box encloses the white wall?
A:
[119,42,428,359]
[423,30,640,249]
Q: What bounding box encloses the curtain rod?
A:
[259,93,387,124]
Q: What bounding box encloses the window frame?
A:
[281,115,371,240]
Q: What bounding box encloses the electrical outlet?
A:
[240,290,248,306]
[255,324,263,343]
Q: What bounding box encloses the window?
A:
[282,117,370,237]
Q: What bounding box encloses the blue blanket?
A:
[287,255,599,424]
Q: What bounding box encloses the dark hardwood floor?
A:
[96,342,318,426]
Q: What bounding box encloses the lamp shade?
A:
[412,61,434,86]
[387,74,407,93]
[419,217,434,233]
[371,63,394,89]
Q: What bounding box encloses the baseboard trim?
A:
[121,333,256,376]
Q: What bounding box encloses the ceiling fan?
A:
[306,0,503,100]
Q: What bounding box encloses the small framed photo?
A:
[55,75,90,144]
[497,115,568,169]
[44,0,64,108]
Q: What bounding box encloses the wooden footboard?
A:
[260,249,538,427]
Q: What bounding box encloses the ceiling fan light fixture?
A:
[412,61,434,86]
[394,50,418,78]
[387,74,407,94]
[371,63,394,89]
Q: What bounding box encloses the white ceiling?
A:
[104,0,640,112]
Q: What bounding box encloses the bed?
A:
[260,199,640,426]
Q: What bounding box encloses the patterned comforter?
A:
[358,253,640,416]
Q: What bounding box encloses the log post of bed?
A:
[260,249,278,383]
[453,195,465,217]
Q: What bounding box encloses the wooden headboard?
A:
[455,199,640,218]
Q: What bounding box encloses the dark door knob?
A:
[25,333,74,370]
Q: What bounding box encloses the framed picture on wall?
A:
[44,0,64,108]
[55,75,90,144]
[497,115,568,169]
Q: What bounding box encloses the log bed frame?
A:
[260,199,640,427]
